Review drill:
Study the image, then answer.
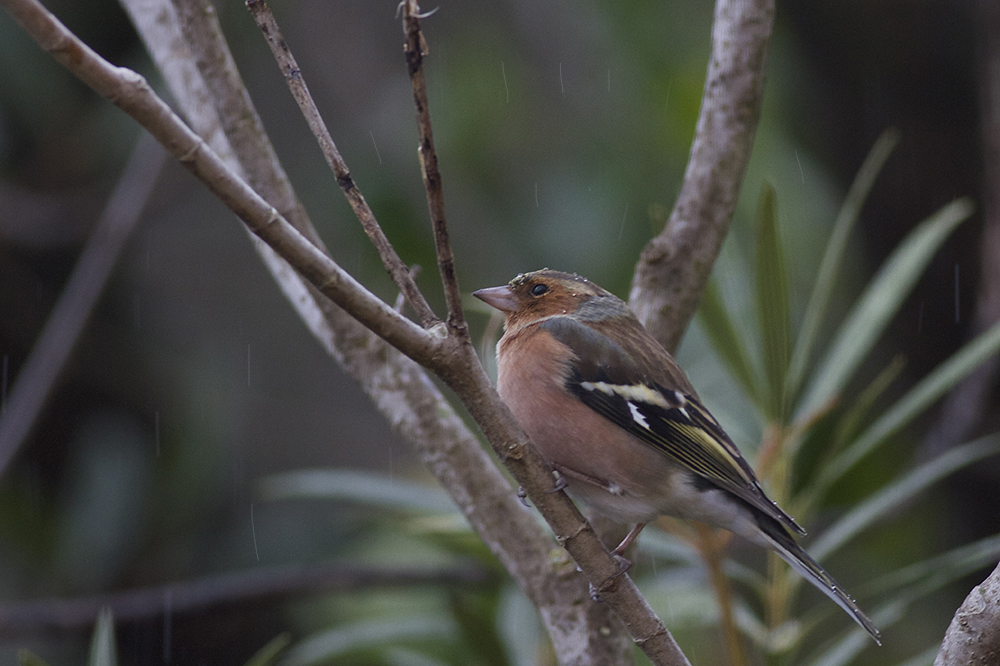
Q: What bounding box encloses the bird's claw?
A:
[516,486,531,507]
[546,469,568,493]
[587,554,632,602]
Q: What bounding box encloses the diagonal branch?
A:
[1,0,435,365]
[401,0,464,332]
[629,0,775,355]
[0,132,166,478]
[243,0,437,328]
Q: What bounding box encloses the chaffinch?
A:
[474,269,880,643]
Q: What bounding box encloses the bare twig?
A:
[400,0,464,332]
[167,0,322,248]
[696,525,744,666]
[0,132,165,478]
[1,0,435,365]
[0,562,492,633]
[244,0,437,328]
[629,0,775,354]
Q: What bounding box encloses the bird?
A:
[473,268,881,643]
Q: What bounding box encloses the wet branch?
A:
[628,0,775,354]
[0,133,166,478]
[244,0,436,327]
[934,561,1000,665]
[401,0,464,332]
[0,562,492,633]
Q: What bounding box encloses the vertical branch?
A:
[401,0,465,333]
[628,0,775,354]
[244,0,438,328]
[695,525,744,666]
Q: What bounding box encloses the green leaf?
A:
[869,532,1000,597]
[755,183,792,421]
[830,355,906,454]
[890,646,938,666]
[815,318,1000,494]
[383,647,451,666]
[17,651,50,666]
[786,129,900,403]
[87,607,117,666]
[803,533,1000,666]
[698,278,760,404]
[261,470,456,514]
[280,617,455,666]
[797,197,974,420]
[810,434,1000,562]
[243,633,293,666]
[803,599,906,666]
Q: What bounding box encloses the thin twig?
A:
[244,0,438,329]
[0,562,493,633]
[0,132,166,479]
[400,0,465,333]
[168,0,324,249]
[695,525,744,666]
[1,0,436,365]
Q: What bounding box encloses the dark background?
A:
[0,0,997,664]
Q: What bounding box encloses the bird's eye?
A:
[531,283,549,296]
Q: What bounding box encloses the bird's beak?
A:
[473,285,519,313]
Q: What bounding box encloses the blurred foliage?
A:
[0,0,994,665]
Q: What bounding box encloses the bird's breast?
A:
[496,327,687,524]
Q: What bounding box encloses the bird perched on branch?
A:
[474,268,880,643]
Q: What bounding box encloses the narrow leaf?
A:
[17,651,50,666]
[261,470,455,514]
[88,607,118,666]
[798,198,974,419]
[803,599,906,666]
[280,617,455,666]
[869,532,1000,597]
[786,129,900,402]
[810,434,1000,562]
[755,183,792,421]
[805,533,1000,666]
[244,633,293,666]
[816,318,1000,493]
[891,646,938,666]
[830,355,906,453]
[697,279,761,403]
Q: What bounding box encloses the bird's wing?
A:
[540,316,805,536]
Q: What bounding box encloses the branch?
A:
[242,0,436,327]
[934,561,1000,665]
[0,132,166,478]
[401,0,464,331]
[2,0,435,364]
[0,562,492,633]
[629,0,775,354]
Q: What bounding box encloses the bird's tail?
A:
[757,516,882,645]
